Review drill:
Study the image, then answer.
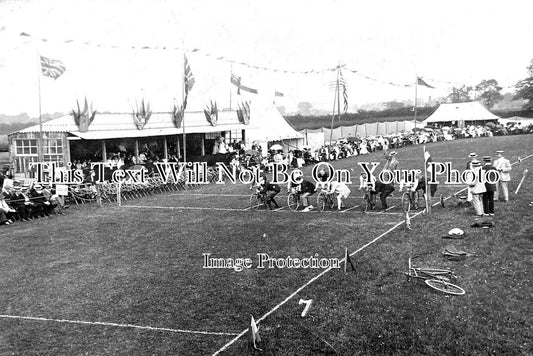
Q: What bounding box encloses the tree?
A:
[513,59,533,110]
[296,102,313,116]
[475,79,503,108]
[447,86,473,103]
[383,101,406,110]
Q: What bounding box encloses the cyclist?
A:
[359,172,394,210]
[323,180,351,210]
[287,172,316,212]
[254,175,281,210]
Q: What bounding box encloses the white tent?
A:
[423,102,500,127]
[246,104,304,153]
[498,116,533,126]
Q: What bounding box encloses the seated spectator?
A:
[29,184,54,218]
[8,186,32,221]
[0,193,16,225]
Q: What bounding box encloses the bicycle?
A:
[287,189,301,211]
[405,256,465,295]
[317,190,335,212]
[249,190,268,210]
[401,185,424,213]
[362,184,375,213]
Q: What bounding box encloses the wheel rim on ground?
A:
[424,279,465,295]
[401,192,411,213]
[287,193,299,211]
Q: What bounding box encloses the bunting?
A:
[72,98,96,132]
[203,100,218,126]
[231,74,258,94]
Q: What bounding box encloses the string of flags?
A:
[23,30,517,94]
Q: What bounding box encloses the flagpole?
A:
[337,63,342,138]
[328,66,338,147]
[37,52,43,163]
[229,63,233,110]
[182,52,187,164]
[423,145,430,214]
[414,75,418,130]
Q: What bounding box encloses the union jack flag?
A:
[184,55,195,95]
[40,55,66,79]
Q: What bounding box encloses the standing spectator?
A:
[493,150,511,202]
[470,160,486,216]
[382,151,399,172]
[482,156,496,216]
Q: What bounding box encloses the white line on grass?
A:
[0,314,240,336]
[124,205,245,212]
[341,205,359,213]
[212,154,533,355]
[212,210,424,356]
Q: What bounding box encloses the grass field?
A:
[0,135,532,355]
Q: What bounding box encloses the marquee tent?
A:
[422,102,500,127]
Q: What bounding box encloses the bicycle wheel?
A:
[287,193,299,211]
[362,193,371,213]
[401,192,411,213]
[317,192,326,212]
[425,279,465,295]
[250,193,261,210]
[327,194,335,209]
[413,190,421,210]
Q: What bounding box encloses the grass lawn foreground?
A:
[0,135,532,355]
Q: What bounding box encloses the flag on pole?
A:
[416,77,434,89]
[40,55,66,79]
[344,247,355,273]
[340,71,348,113]
[184,55,195,95]
[231,74,258,94]
[424,149,433,172]
[250,315,262,350]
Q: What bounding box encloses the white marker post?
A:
[515,169,528,195]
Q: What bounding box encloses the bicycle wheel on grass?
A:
[401,192,411,213]
[250,193,262,210]
[287,193,299,211]
[425,279,465,295]
[317,192,326,212]
[362,193,371,213]
[327,194,335,209]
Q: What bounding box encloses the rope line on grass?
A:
[0,314,240,336]
[212,153,533,355]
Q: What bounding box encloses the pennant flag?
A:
[231,74,258,94]
[424,148,433,172]
[274,91,284,97]
[417,77,434,89]
[184,55,195,95]
[40,55,66,79]
[250,315,262,350]
[344,247,355,273]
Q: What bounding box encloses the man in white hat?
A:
[493,150,511,202]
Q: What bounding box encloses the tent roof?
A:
[245,105,303,142]
[423,102,500,124]
[11,110,246,139]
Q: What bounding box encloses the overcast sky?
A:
[0,0,532,116]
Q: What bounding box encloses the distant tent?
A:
[498,116,533,127]
[246,104,304,152]
[423,102,500,128]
